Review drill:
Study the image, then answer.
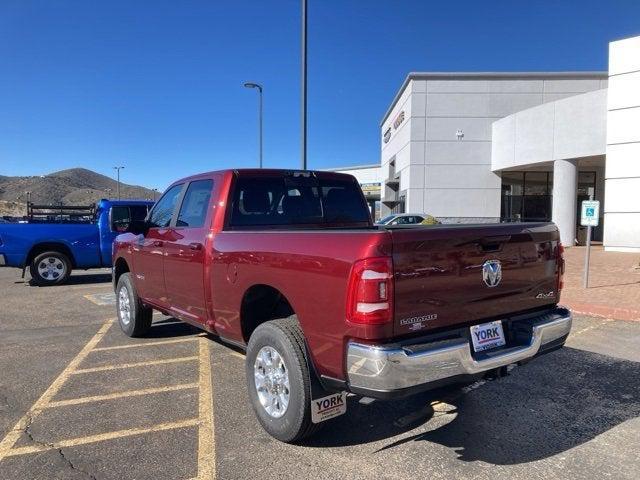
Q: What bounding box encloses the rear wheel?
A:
[116,273,152,337]
[245,316,322,443]
[29,251,72,286]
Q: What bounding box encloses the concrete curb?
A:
[565,301,640,322]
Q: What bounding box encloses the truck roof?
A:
[97,199,155,207]
[169,168,357,186]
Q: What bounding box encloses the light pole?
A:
[301,0,308,170]
[243,82,263,168]
[113,166,124,200]
[152,188,158,201]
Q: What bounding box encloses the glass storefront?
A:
[501,170,600,242]
[501,171,553,222]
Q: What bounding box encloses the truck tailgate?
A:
[390,223,561,336]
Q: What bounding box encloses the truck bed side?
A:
[0,223,101,268]
[210,228,392,380]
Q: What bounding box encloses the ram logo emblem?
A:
[482,260,502,288]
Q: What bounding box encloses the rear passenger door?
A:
[163,179,215,324]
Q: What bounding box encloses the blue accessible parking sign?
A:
[581,200,600,227]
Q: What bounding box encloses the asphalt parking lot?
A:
[0,268,638,480]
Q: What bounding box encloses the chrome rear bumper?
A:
[346,308,572,393]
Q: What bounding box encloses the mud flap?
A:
[303,341,347,423]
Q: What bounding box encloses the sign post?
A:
[580,197,600,288]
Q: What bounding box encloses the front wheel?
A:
[116,273,152,337]
[29,251,72,286]
[245,316,321,443]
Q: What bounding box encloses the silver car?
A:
[376,213,438,226]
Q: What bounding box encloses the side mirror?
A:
[128,219,150,236]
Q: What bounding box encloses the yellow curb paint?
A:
[197,338,216,480]
[71,356,198,374]
[42,383,199,409]
[0,318,114,462]
[2,419,200,458]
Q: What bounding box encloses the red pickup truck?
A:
[112,169,571,442]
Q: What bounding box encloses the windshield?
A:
[378,215,396,224]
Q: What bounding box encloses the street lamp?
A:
[113,166,125,200]
[301,0,307,170]
[243,82,263,168]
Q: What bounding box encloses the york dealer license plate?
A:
[470,320,506,352]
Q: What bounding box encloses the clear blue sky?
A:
[1,1,639,190]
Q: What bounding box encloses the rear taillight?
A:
[346,257,393,325]
[557,242,565,291]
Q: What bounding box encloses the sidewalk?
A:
[561,245,640,321]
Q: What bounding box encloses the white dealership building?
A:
[334,35,640,252]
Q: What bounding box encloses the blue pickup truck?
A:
[0,199,153,285]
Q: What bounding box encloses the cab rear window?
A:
[228,174,371,228]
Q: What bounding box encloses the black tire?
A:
[245,315,322,443]
[116,272,152,337]
[29,251,72,286]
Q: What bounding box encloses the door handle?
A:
[153,240,164,247]
[189,242,203,251]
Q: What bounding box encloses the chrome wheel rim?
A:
[254,346,290,418]
[118,287,131,326]
[37,256,66,281]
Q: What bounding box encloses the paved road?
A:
[0,267,638,479]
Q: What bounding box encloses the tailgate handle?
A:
[478,235,511,252]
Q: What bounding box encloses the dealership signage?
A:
[383,110,406,144]
[393,110,405,130]
[383,127,391,144]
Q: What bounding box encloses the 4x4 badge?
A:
[482,260,502,288]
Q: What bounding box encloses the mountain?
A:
[0,168,156,216]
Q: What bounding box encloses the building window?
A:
[577,172,597,197]
[501,171,552,222]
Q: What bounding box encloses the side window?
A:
[176,180,213,228]
[110,206,131,232]
[148,184,183,228]
[130,205,150,222]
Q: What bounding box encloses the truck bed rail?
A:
[27,203,96,223]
